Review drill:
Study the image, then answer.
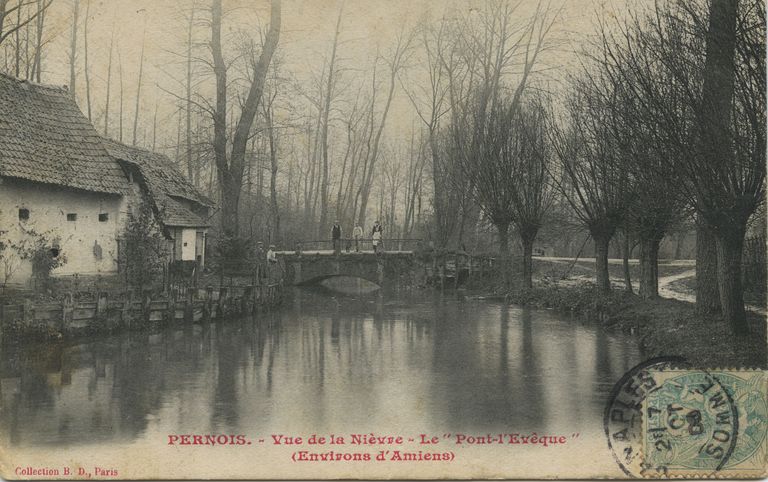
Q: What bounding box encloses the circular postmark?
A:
[604,358,740,477]
[643,370,739,476]
[604,357,687,477]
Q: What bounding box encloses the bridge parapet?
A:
[277,252,424,288]
[276,249,518,289]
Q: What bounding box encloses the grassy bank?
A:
[505,281,766,368]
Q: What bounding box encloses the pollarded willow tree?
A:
[549,76,632,293]
[456,97,555,287]
[596,0,765,332]
[589,41,689,299]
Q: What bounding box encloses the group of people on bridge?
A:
[331,220,384,254]
[254,241,280,282]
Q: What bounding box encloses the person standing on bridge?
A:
[331,220,342,255]
[266,244,278,281]
[353,224,363,252]
[371,221,383,254]
[255,241,266,282]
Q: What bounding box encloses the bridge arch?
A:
[295,273,382,288]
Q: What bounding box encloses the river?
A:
[0,281,641,478]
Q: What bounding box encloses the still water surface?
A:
[0,282,641,450]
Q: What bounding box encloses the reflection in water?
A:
[320,276,380,295]
[0,288,640,448]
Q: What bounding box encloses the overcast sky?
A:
[33,0,636,153]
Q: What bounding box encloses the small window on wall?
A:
[18,208,29,221]
[98,213,109,222]
[67,213,77,221]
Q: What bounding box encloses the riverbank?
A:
[505,281,766,368]
[0,282,284,340]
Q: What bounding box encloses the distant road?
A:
[536,256,696,267]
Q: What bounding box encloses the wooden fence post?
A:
[243,286,253,314]
[454,254,459,289]
[440,256,446,290]
[184,289,193,322]
[168,289,177,322]
[122,290,133,328]
[62,293,74,333]
[23,298,33,328]
[205,286,213,320]
[217,287,228,318]
[96,292,108,317]
[142,291,152,323]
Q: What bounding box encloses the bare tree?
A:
[118,45,124,142]
[131,30,145,146]
[598,0,765,330]
[549,78,631,293]
[82,0,91,119]
[0,0,52,49]
[29,0,49,82]
[185,0,196,182]
[211,0,281,237]
[103,24,114,135]
[68,0,78,98]
[316,6,343,236]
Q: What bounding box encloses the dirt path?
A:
[658,268,696,303]
[658,268,767,315]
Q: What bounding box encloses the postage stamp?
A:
[604,357,690,477]
[642,369,767,478]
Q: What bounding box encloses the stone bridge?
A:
[277,252,427,288]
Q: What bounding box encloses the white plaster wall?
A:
[180,228,196,261]
[0,177,129,286]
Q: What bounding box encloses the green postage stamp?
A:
[642,369,767,478]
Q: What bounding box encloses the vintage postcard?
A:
[0,0,765,479]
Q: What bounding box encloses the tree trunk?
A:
[118,49,124,142]
[497,221,510,287]
[714,228,749,335]
[219,176,240,236]
[267,108,280,244]
[318,8,342,238]
[83,0,91,120]
[68,0,79,99]
[210,0,281,238]
[623,232,633,293]
[104,28,114,136]
[131,32,145,146]
[594,234,611,293]
[638,235,661,299]
[520,232,535,289]
[696,218,721,313]
[186,3,195,182]
[32,0,44,82]
[497,222,509,254]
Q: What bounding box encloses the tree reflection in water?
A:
[0,288,640,447]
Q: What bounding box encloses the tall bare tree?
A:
[131,30,145,146]
[317,6,343,236]
[550,78,631,293]
[211,0,281,237]
[103,24,114,136]
[68,0,78,98]
[598,0,764,330]
[82,0,91,119]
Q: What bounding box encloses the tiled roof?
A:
[0,74,130,194]
[101,138,212,228]
[101,139,213,207]
[158,195,210,228]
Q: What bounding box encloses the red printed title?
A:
[166,432,579,462]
